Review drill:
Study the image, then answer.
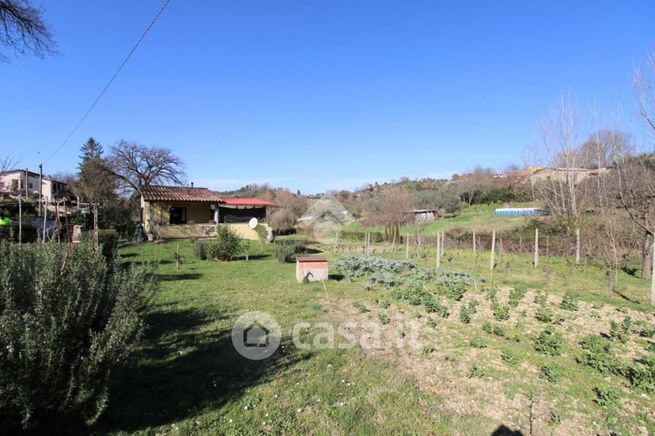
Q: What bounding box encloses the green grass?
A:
[99,239,655,435]
[100,240,489,434]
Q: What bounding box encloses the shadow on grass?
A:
[157,272,204,281]
[98,309,310,433]
[239,253,272,260]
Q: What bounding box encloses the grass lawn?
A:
[100,239,655,435]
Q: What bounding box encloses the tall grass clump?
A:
[0,242,158,432]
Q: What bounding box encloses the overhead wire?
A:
[44,0,172,163]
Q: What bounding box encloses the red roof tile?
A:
[141,185,223,202]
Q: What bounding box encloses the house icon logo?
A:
[231,311,281,360]
[244,321,270,347]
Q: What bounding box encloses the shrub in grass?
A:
[98,229,119,261]
[534,292,548,306]
[593,386,620,407]
[0,242,157,432]
[632,320,655,338]
[579,335,626,375]
[275,240,308,263]
[353,302,369,313]
[540,362,561,383]
[470,336,488,348]
[500,349,519,366]
[468,365,486,378]
[482,321,505,337]
[548,411,562,427]
[426,317,438,328]
[208,226,242,261]
[192,239,208,260]
[492,302,511,321]
[626,355,655,392]
[535,307,554,323]
[422,294,449,318]
[559,293,579,311]
[377,299,391,309]
[378,313,390,325]
[508,287,527,307]
[459,303,477,324]
[421,345,435,356]
[609,317,632,343]
[534,328,564,356]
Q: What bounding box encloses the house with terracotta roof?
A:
[140,185,276,240]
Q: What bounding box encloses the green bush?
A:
[192,239,208,260]
[540,362,561,383]
[492,302,511,321]
[0,242,157,432]
[609,317,632,343]
[508,287,527,307]
[534,328,564,356]
[275,240,305,263]
[501,349,519,366]
[208,226,242,261]
[470,336,487,348]
[535,307,554,323]
[593,386,621,407]
[482,321,505,337]
[559,293,579,311]
[0,223,38,243]
[98,229,119,261]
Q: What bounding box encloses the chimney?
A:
[191,182,194,188]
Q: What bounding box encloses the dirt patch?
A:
[320,289,655,435]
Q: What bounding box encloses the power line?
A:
[44,0,172,163]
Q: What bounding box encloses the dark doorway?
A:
[169,207,187,224]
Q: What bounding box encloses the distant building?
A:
[410,209,439,223]
[0,169,68,202]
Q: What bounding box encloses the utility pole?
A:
[39,164,43,217]
[490,228,496,271]
[534,228,539,269]
[24,168,29,197]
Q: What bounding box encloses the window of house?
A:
[169,207,187,224]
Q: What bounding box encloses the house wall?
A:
[0,171,67,202]
[141,199,263,240]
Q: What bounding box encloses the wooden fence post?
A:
[436,232,441,269]
[17,196,22,245]
[489,228,496,271]
[405,234,410,259]
[441,230,445,257]
[534,228,539,269]
[472,230,476,255]
[575,228,581,265]
[651,227,655,306]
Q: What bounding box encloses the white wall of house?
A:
[0,170,67,202]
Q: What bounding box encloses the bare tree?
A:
[0,0,56,61]
[0,155,18,172]
[363,186,414,241]
[259,188,308,231]
[458,167,495,206]
[529,95,586,223]
[105,140,185,196]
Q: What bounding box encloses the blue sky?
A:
[2,0,654,194]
